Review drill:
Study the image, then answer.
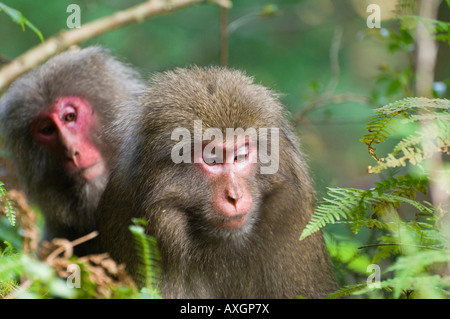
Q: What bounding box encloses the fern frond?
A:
[129,220,162,298]
[0,182,16,226]
[374,174,428,197]
[300,183,434,240]
[326,282,368,299]
[360,113,399,161]
[361,97,450,161]
[368,114,450,174]
[300,188,368,240]
[386,249,450,298]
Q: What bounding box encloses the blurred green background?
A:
[1,0,449,288]
[1,0,449,195]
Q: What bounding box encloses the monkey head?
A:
[118,66,286,241]
[0,47,145,244]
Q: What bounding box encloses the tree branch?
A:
[0,0,232,92]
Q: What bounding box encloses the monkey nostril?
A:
[226,189,243,207]
[227,195,237,206]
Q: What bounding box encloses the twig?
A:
[0,0,232,92]
[294,26,372,124]
[45,231,99,262]
[295,93,373,124]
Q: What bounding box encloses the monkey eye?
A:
[64,112,76,122]
[39,124,56,136]
[203,155,219,166]
[235,154,248,162]
[235,144,249,163]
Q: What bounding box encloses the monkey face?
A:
[194,137,260,234]
[30,96,105,182]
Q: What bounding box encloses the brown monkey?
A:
[97,66,337,298]
[0,47,144,254]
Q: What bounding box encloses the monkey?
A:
[97,66,338,298]
[0,47,145,255]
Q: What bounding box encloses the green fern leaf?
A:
[326,282,368,299]
[129,219,162,298]
[0,182,16,226]
[368,112,450,174]
[300,188,367,240]
[361,97,449,162]
[301,180,434,240]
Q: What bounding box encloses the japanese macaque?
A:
[0,47,144,254]
[97,66,337,298]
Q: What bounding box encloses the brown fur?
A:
[0,47,144,254]
[97,66,337,298]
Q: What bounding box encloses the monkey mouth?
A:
[79,160,105,182]
[64,160,104,182]
[212,213,249,230]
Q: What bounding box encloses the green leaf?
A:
[129,219,162,298]
[0,182,16,226]
[0,3,44,42]
[259,4,279,17]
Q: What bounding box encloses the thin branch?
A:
[45,231,99,262]
[294,26,372,124]
[295,93,373,124]
[0,0,232,92]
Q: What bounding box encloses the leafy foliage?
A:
[129,218,162,299]
[360,97,449,163]
[300,174,433,240]
[399,15,450,44]
[302,97,450,298]
[325,282,370,299]
[0,253,75,298]
[0,182,15,226]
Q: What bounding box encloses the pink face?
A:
[30,96,105,182]
[196,138,257,230]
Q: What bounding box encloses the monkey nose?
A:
[226,189,243,207]
[72,151,80,166]
[66,150,80,167]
